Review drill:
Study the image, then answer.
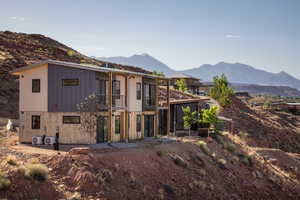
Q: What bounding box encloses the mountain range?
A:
[97,54,300,91]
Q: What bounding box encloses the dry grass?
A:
[6,155,17,166]
[24,163,49,181]
[0,170,10,190]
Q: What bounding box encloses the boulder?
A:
[69,147,91,155]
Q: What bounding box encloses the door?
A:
[96,116,108,143]
[159,109,168,135]
[144,115,154,137]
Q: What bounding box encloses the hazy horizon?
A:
[1,0,299,77]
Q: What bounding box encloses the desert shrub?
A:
[0,171,11,190]
[27,157,40,164]
[212,134,225,145]
[157,150,164,157]
[96,169,113,185]
[25,163,49,181]
[6,155,17,166]
[173,155,188,168]
[224,143,236,153]
[196,141,211,155]
[217,158,227,169]
[17,165,26,175]
[237,153,253,167]
[67,50,75,56]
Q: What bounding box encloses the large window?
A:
[62,79,79,86]
[136,82,141,100]
[32,79,40,93]
[136,114,141,132]
[63,116,81,124]
[32,115,40,129]
[115,115,121,135]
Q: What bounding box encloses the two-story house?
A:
[11,60,170,144]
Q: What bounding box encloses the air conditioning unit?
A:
[44,136,56,145]
[32,136,43,145]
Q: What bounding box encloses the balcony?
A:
[112,94,125,110]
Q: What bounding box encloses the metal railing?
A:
[112,94,125,109]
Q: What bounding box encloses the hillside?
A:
[232,83,300,97]
[97,53,176,76]
[0,31,150,119]
[182,62,300,90]
[1,97,300,199]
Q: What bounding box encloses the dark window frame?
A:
[31,115,40,129]
[136,82,141,100]
[32,79,41,93]
[62,78,79,87]
[115,115,121,135]
[63,116,81,124]
[136,114,141,132]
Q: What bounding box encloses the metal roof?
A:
[169,72,199,80]
[10,59,170,80]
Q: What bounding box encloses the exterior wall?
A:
[127,76,142,112]
[128,112,143,140]
[48,64,98,112]
[19,111,107,144]
[19,64,48,111]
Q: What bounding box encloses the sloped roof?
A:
[10,59,170,80]
[169,72,199,80]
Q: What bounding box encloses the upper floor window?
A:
[62,79,79,86]
[32,115,40,129]
[32,79,40,93]
[136,82,141,100]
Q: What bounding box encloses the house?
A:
[11,60,170,144]
[169,72,204,95]
[272,102,300,114]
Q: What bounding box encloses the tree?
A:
[152,70,165,77]
[201,106,219,134]
[176,78,187,93]
[182,106,198,136]
[209,74,234,107]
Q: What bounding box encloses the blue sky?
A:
[1,0,299,77]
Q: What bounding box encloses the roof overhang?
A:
[170,98,209,104]
[10,59,170,80]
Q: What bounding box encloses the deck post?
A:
[108,72,113,142]
[167,79,170,135]
[124,74,129,141]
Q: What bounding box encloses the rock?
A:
[69,147,91,155]
[70,192,81,200]
[171,154,188,168]
[197,169,207,176]
[217,159,227,169]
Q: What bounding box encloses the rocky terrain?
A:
[0,31,150,119]
[1,97,300,199]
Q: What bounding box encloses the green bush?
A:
[225,143,236,153]
[156,151,164,157]
[0,171,11,190]
[25,163,49,181]
[237,153,253,167]
[196,141,211,155]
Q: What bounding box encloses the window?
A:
[32,115,40,129]
[136,114,141,132]
[62,79,79,86]
[136,82,141,100]
[113,80,121,100]
[32,79,40,93]
[63,116,80,124]
[115,115,121,135]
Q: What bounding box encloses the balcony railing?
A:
[144,96,156,107]
[112,94,125,109]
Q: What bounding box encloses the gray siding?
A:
[48,64,98,112]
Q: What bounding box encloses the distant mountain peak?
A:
[97,53,175,75]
